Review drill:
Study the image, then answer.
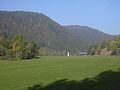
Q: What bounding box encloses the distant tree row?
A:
[0,34,38,60]
[88,35,120,56]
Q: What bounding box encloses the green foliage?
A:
[88,45,98,55]
[0,45,6,57]
[96,46,102,55]
[88,36,120,56]
[107,36,120,56]
[11,35,26,58]
[89,47,96,55]
[0,36,8,58]
[0,34,38,60]
[22,41,38,59]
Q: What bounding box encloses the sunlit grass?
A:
[0,56,120,90]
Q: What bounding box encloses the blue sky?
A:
[0,0,120,35]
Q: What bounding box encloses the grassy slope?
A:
[0,56,120,90]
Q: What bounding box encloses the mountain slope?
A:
[0,11,112,52]
[64,25,112,47]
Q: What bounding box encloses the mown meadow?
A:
[0,56,120,90]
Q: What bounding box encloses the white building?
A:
[67,52,69,56]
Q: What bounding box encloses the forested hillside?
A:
[65,25,112,45]
[0,11,112,53]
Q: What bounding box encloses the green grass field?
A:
[0,56,120,90]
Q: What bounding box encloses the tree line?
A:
[0,34,38,60]
[88,35,120,56]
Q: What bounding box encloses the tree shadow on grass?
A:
[28,70,120,90]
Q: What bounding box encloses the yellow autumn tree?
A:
[11,35,25,58]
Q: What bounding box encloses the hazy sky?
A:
[0,0,120,35]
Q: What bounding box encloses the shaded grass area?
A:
[28,70,120,90]
[0,56,120,90]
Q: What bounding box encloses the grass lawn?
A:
[0,56,120,90]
